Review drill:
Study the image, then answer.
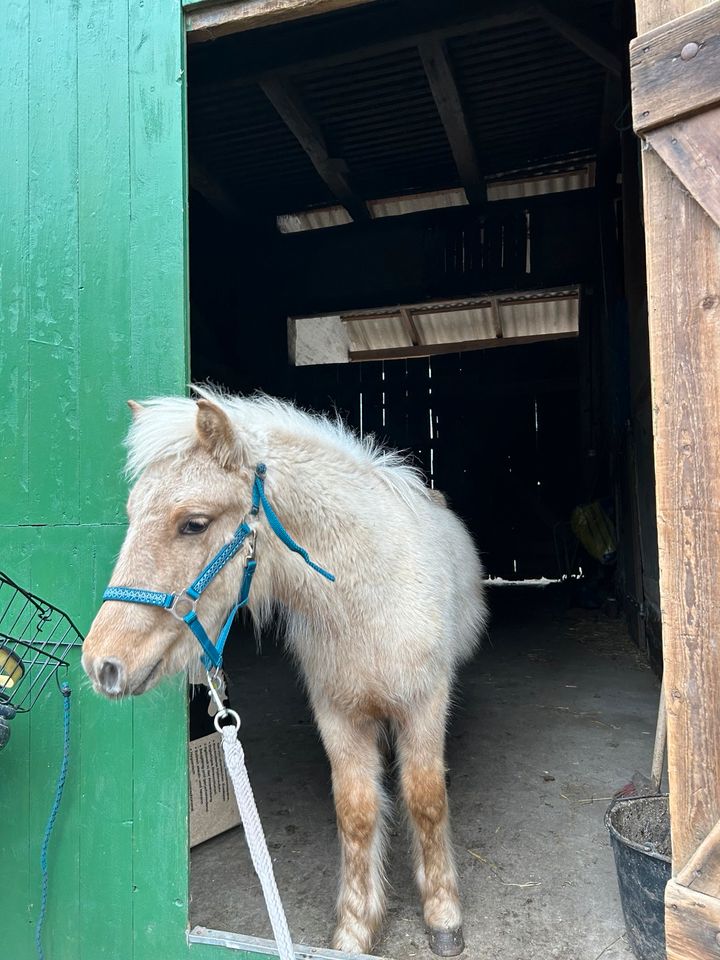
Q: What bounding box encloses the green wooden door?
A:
[0,2,271,958]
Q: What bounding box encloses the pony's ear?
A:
[127,399,144,419]
[195,399,245,469]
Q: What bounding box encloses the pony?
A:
[82,388,487,956]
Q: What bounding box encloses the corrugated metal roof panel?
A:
[500,295,579,338]
[345,315,412,351]
[277,205,353,233]
[488,164,595,200]
[415,307,496,345]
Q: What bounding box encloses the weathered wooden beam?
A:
[349,330,576,362]
[400,308,422,346]
[677,816,720,899]
[189,1,534,92]
[665,880,720,960]
[631,1,720,134]
[535,1,622,76]
[186,0,379,44]
[635,0,720,882]
[631,3,720,229]
[188,154,242,219]
[490,297,504,337]
[418,38,486,205]
[260,78,368,222]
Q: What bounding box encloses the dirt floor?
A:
[190,583,660,959]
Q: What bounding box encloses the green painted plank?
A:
[27,530,86,960]
[126,1,190,958]
[78,524,135,960]
[0,2,30,523]
[27,0,80,524]
[188,944,284,960]
[77,0,134,525]
[0,530,35,957]
[128,0,190,399]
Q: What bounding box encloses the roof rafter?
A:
[535,1,622,77]
[189,1,534,92]
[418,38,486,205]
[400,307,423,347]
[259,77,369,222]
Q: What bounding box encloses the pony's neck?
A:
[249,434,343,615]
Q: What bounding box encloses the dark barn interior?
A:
[185,2,663,957]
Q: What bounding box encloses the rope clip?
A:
[205,669,241,733]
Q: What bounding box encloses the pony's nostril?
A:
[97,658,125,695]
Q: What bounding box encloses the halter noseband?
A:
[102,463,334,671]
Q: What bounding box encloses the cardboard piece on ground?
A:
[189,731,241,847]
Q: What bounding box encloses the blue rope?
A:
[35,680,71,960]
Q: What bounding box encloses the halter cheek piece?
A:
[102,463,334,671]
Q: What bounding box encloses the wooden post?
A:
[634,0,720,880]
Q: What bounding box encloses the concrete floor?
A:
[190,583,660,960]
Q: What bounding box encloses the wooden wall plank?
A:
[27,0,80,524]
[77,0,133,524]
[645,107,720,231]
[1,0,200,957]
[0,531,34,956]
[28,531,85,960]
[665,879,720,960]
[78,526,135,960]
[127,3,191,958]
[635,0,720,873]
[0,2,30,524]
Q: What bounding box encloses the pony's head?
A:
[82,397,256,697]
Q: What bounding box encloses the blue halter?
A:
[102,463,334,671]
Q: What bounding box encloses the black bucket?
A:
[605,795,672,960]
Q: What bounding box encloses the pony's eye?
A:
[180,517,210,536]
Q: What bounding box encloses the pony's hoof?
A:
[428,927,465,956]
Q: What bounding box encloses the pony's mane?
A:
[125,386,430,509]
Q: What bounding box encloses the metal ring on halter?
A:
[214,708,241,733]
[169,590,198,621]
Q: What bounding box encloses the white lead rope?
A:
[216,712,295,960]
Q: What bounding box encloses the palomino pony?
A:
[82,389,487,956]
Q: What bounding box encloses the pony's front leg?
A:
[396,683,464,957]
[314,699,387,954]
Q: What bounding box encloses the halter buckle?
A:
[169,590,198,621]
[246,527,257,561]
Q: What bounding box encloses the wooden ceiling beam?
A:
[400,307,423,346]
[490,297,504,338]
[418,38,486,205]
[186,0,380,44]
[189,1,534,92]
[534,1,622,77]
[260,78,369,222]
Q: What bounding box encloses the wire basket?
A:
[0,570,84,713]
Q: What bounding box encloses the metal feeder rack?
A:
[0,571,83,724]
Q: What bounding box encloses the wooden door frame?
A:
[632,1,720,958]
[184,0,379,43]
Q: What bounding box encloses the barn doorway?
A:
[184,2,660,957]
